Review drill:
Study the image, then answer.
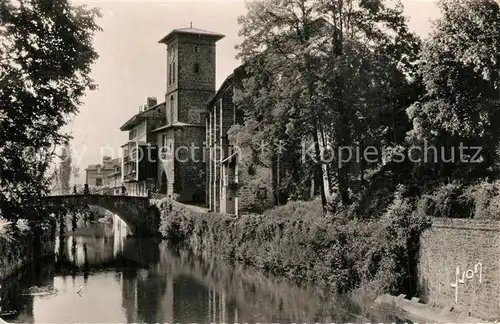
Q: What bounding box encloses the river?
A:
[0,221,401,323]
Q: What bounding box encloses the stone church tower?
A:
[154,26,225,203]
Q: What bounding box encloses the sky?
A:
[69,0,441,184]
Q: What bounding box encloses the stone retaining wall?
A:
[418,218,500,320]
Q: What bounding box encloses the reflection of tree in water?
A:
[116,238,165,323]
[136,269,167,323]
[55,235,68,274]
[121,267,138,323]
[71,236,77,258]
[157,245,365,323]
[83,243,89,284]
[1,236,400,323]
[70,237,77,279]
[53,233,123,275]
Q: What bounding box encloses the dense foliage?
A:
[407,0,500,182]
[189,0,500,296]
[159,195,430,296]
[235,0,422,206]
[234,0,500,211]
[0,0,101,222]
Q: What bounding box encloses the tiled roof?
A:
[174,27,224,36]
[208,65,246,107]
[158,27,225,44]
[152,122,204,133]
[120,101,166,131]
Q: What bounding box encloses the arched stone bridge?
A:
[42,194,161,237]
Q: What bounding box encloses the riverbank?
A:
[0,229,55,280]
[153,195,430,315]
[371,294,485,323]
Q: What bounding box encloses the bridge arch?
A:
[42,195,161,237]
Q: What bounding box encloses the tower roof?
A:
[158,27,225,44]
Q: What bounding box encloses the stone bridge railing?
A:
[42,194,161,237]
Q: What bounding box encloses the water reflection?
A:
[0,222,396,323]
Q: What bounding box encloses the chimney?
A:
[147,97,157,108]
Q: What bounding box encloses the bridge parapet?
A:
[42,194,160,237]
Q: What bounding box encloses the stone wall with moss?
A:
[228,122,275,214]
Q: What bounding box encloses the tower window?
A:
[170,95,175,124]
[172,63,176,83]
[194,63,200,73]
[193,45,199,53]
[168,51,175,85]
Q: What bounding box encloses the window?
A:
[193,45,199,53]
[168,63,172,85]
[257,187,267,199]
[160,134,168,159]
[169,95,175,124]
[200,112,208,124]
[194,63,200,73]
[172,62,176,83]
[96,178,103,187]
[168,51,175,85]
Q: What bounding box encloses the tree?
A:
[0,0,101,220]
[235,0,421,208]
[407,0,500,182]
[71,211,77,233]
[59,142,72,194]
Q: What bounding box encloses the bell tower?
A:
[155,26,224,203]
[159,26,225,126]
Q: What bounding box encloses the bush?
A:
[158,178,500,298]
[464,180,500,219]
[410,179,500,220]
[158,191,430,296]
